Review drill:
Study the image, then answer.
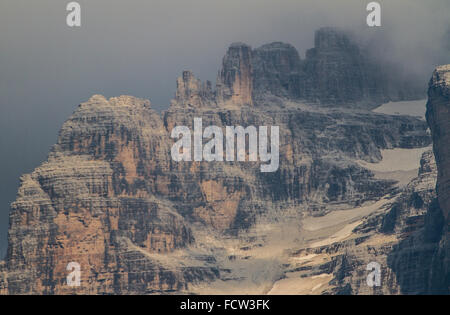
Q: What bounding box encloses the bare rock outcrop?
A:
[252,42,304,99]
[427,65,450,220]
[424,64,450,293]
[174,71,214,108]
[1,95,218,294]
[217,43,253,106]
[301,65,450,295]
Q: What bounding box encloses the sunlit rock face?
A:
[217,43,254,106]
[252,42,304,99]
[425,64,450,293]
[174,71,214,108]
[311,66,450,295]
[253,28,425,107]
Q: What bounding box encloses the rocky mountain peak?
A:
[217,42,253,106]
[174,70,213,108]
[427,64,450,221]
[252,42,303,99]
[430,65,450,94]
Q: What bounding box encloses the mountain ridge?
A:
[1,28,446,295]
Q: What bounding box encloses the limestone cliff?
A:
[427,65,450,220]
[252,42,304,99]
[301,28,424,106]
[216,28,424,108]
[424,64,450,293]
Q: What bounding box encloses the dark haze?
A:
[0,0,449,258]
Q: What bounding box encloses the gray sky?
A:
[0,0,449,258]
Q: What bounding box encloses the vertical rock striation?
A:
[425,64,450,293]
[427,65,450,220]
[174,71,214,108]
[250,28,425,107]
[252,42,304,99]
[301,27,424,106]
[217,43,254,106]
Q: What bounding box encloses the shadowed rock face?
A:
[0,94,431,294]
[251,28,424,107]
[175,71,214,108]
[0,95,219,294]
[252,42,304,99]
[427,65,450,220]
[307,66,450,295]
[302,27,367,104]
[302,28,424,106]
[0,33,436,295]
[216,27,424,108]
[283,150,439,295]
[424,64,450,293]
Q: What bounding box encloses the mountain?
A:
[423,65,450,292]
[252,27,425,107]
[0,29,445,295]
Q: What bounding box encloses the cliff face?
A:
[217,43,254,106]
[427,65,450,220]
[251,27,424,107]
[0,36,439,295]
[301,28,424,106]
[0,95,219,294]
[174,71,214,108]
[282,150,438,295]
[218,28,424,107]
[252,42,304,99]
[424,65,450,293]
[298,65,450,295]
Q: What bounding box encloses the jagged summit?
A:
[427,64,450,220]
[252,41,303,99]
[173,71,213,108]
[217,43,253,106]
[172,29,424,110]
